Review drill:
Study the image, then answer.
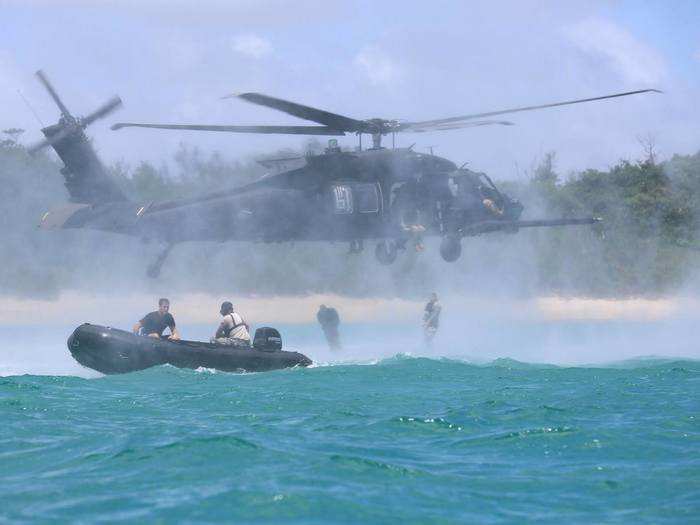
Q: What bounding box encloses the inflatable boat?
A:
[67,323,312,375]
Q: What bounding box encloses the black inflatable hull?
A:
[68,324,312,375]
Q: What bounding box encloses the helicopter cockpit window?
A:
[448,178,459,197]
[332,185,353,214]
[354,183,380,213]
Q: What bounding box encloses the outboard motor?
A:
[253,327,283,352]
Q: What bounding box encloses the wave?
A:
[3,351,699,380]
[275,352,700,372]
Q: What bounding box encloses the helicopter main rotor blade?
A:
[111,122,345,135]
[403,89,662,129]
[35,70,72,119]
[400,119,514,132]
[81,96,123,127]
[229,92,364,132]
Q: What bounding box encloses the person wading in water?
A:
[423,293,441,345]
[317,304,341,350]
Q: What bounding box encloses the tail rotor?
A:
[28,70,122,155]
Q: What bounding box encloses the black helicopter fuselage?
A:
[52,147,475,244]
[33,70,626,275]
[36,106,588,276]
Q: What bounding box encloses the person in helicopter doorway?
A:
[393,179,429,252]
[317,304,341,350]
[133,297,180,340]
[479,185,504,218]
[211,301,251,347]
[423,293,441,345]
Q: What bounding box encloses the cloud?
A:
[7,0,349,27]
[231,34,273,59]
[565,18,666,85]
[695,48,700,62]
[353,46,402,87]
[158,37,203,72]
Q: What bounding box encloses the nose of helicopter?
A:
[506,199,524,220]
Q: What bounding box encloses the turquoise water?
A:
[1,323,699,522]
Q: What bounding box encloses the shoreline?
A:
[0,291,695,326]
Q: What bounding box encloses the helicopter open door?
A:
[329,182,382,215]
[326,182,384,245]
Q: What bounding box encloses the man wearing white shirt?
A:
[211,301,251,347]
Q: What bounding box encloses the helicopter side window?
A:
[332,185,353,214]
[354,183,380,213]
[448,178,459,197]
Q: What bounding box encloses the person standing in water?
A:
[211,301,251,347]
[133,298,180,340]
[423,293,441,345]
[317,304,341,350]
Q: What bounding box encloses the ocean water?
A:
[1,321,699,523]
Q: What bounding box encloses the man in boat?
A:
[211,301,251,347]
[317,304,341,350]
[423,293,441,345]
[132,297,180,340]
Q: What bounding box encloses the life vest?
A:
[223,313,248,338]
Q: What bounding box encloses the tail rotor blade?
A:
[27,127,73,155]
[35,70,72,119]
[81,96,123,127]
[27,137,52,155]
[28,96,122,155]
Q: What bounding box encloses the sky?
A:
[1,0,699,179]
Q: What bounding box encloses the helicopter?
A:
[31,69,659,277]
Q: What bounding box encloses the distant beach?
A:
[0,292,694,326]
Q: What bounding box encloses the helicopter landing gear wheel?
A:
[440,235,462,262]
[375,240,398,265]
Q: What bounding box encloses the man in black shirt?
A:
[133,298,180,340]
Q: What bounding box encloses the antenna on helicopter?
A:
[18,90,44,127]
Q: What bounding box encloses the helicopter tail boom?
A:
[30,70,126,205]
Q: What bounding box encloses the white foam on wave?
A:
[194,366,218,374]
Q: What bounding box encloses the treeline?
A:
[106,139,324,201]
[108,144,265,201]
[502,150,700,295]
[1,127,699,299]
